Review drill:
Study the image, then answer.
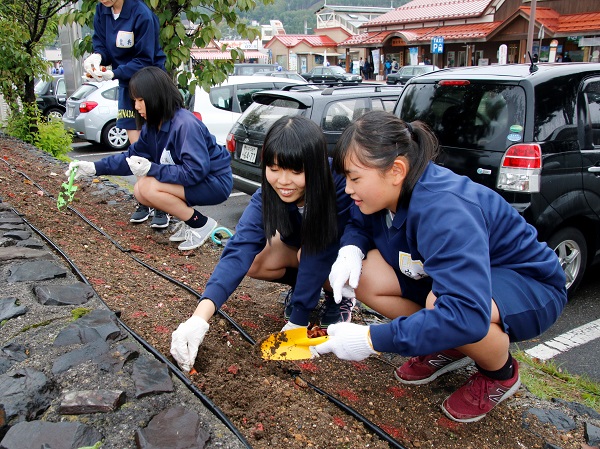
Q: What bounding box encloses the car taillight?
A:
[193,111,202,121]
[79,101,98,113]
[497,143,542,193]
[225,133,236,154]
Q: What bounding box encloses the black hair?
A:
[333,110,439,207]
[129,66,183,130]
[261,116,338,254]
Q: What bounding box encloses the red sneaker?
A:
[441,359,521,423]
[394,349,472,385]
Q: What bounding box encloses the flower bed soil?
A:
[0,137,590,449]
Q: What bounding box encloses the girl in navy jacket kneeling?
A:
[66,67,232,251]
[171,116,354,373]
[315,110,567,423]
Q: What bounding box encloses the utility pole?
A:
[526,0,537,63]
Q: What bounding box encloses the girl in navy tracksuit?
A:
[67,67,232,251]
[315,110,567,423]
[170,116,354,373]
[90,0,166,140]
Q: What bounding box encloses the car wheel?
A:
[547,227,587,295]
[45,108,64,120]
[102,121,129,151]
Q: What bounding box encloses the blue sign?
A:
[431,36,444,54]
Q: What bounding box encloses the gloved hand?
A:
[314,322,377,361]
[329,245,364,304]
[170,315,210,372]
[281,321,305,332]
[83,53,102,77]
[99,69,114,81]
[126,156,152,177]
[65,161,96,180]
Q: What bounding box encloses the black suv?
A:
[227,84,403,194]
[35,75,67,119]
[394,62,600,294]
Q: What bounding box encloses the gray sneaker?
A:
[130,205,153,223]
[169,221,189,242]
[150,210,170,228]
[178,217,217,251]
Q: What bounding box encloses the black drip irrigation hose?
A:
[65,204,257,343]
[5,162,409,449]
[16,213,253,449]
[305,379,408,449]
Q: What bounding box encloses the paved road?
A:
[69,139,600,383]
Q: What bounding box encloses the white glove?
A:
[314,322,377,361]
[126,156,152,177]
[83,53,102,77]
[170,315,210,372]
[329,245,364,304]
[65,161,96,180]
[100,69,114,81]
[281,321,305,332]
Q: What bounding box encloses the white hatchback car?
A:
[188,75,306,145]
[62,79,129,151]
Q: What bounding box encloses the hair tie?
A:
[405,121,418,144]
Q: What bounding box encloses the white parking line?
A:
[229,192,247,197]
[525,318,600,361]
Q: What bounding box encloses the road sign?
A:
[431,36,444,54]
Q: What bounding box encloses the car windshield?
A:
[34,79,51,94]
[397,82,526,151]
[330,66,346,74]
[239,99,306,134]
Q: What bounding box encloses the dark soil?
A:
[0,136,593,449]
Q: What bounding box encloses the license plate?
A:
[240,144,258,163]
[67,105,75,117]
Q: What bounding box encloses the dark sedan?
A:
[35,75,67,119]
[386,65,440,85]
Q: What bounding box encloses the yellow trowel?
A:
[260,327,329,360]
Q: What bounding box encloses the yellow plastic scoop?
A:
[260,327,329,360]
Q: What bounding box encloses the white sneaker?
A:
[178,217,217,251]
[169,221,189,242]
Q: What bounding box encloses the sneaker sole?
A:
[440,376,521,423]
[130,216,150,223]
[177,222,217,251]
[169,234,187,242]
[151,217,171,229]
[393,356,473,385]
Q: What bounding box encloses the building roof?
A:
[264,34,339,49]
[365,0,494,26]
[340,21,501,47]
[520,7,600,36]
[315,4,394,14]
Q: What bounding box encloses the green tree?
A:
[60,0,274,94]
[0,0,74,112]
